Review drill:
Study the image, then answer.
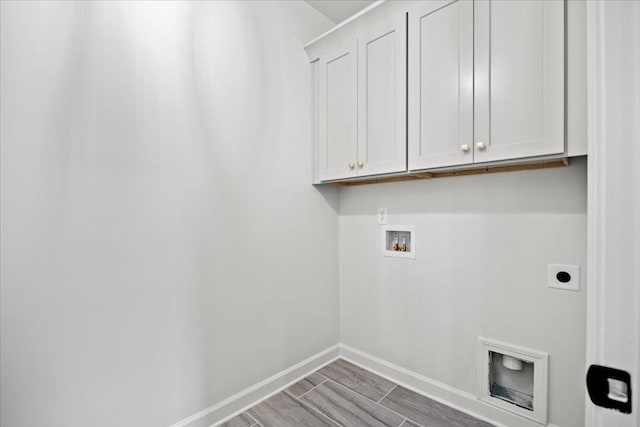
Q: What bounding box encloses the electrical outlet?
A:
[548,264,580,291]
[377,207,387,225]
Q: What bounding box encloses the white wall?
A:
[0,2,337,426]
[1,1,590,427]
[339,158,587,427]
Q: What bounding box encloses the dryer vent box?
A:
[478,338,549,425]
[489,351,534,411]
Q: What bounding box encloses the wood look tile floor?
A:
[219,359,494,427]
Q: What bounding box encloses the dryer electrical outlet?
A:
[548,264,580,291]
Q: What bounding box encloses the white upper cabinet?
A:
[474,0,565,163]
[408,0,473,170]
[308,5,406,182]
[307,0,573,183]
[357,12,407,177]
[317,39,358,182]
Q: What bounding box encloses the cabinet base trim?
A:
[330,157,569,186]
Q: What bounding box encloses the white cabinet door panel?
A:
[318,39,358,181]
[311,60,320,183]
[475,0,564,163]
[408,0,473,170]
[357,13,406,177]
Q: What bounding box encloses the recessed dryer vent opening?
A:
[489,351,534,411]
[478,338,549,425]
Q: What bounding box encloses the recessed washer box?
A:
[382,225,415,259]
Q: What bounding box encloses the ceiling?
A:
[304,0,375,23]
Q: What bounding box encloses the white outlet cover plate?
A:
[377,207,387,225]
[547,264,580,291]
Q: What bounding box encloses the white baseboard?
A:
[339,344,559,427]
[170,343,560,427]
[169,344,340,427]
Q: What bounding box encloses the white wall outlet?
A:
[548,264,580,291]
[377,207,387,225]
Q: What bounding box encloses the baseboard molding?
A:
[169,344,340,427]
[339,344,559,427]
[170,343,560,427]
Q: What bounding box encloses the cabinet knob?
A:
[476,142,486,150]
[461,144,470,153]
[348,162,355,169]
[358,161,364,168]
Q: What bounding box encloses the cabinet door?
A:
[474,0,564,163]
[318,39,358,181]
[408,0,473,170]
[356,12,407,177]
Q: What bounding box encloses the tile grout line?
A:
[243,363,429,427]
[320,378,405,419]
[290,387,344,427]
[377,384,398,403]
[338,357,492,426]
[323,362,429,427]
[285,390,342,427]
[399,418,426,427]
[249,371,426,427]
[210,354,341,427]
[318,361,398,404]
[244,371,334,426]
[320,378,427,427]
[296,378,329,400]
[378,385,405,427]
[245,411,258,426]
[396,416,409,427]
[321,376,396,410]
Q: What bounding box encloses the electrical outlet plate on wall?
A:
[377,207,388,224]
[547,264,580,291]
